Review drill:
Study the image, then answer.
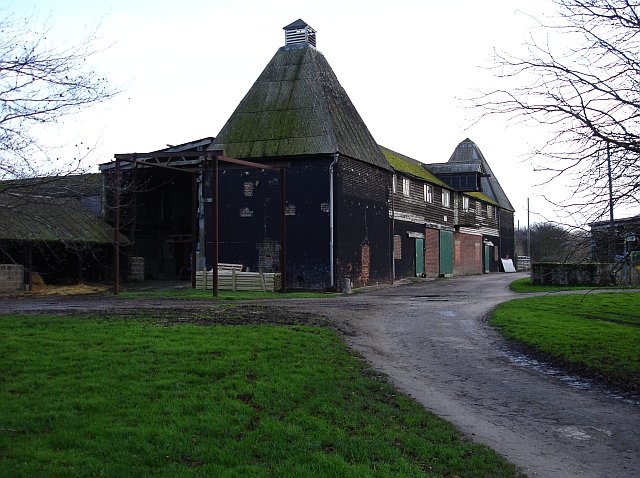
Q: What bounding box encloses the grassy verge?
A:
[0,315,516,477]
[509,277,637,293]
[490,293,640,391]
[115,289,339,300]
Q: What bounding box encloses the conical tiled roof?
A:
[212,45,391,170]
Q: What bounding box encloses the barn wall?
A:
[499,209,515,261]
[335,156,392,288]
[210,156,333,290]
[392,220,424,279]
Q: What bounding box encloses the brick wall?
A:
[425,228,440,277]
[0,264,24,292]
[453,232,483,275]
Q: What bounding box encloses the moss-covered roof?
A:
[467,191,499,206]
[0,193,123,244]
[212,45,391,170]
[380,146,449,187]
[0,173,102,197]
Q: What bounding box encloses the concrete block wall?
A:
[128,257,145,282]
[0,264,24,292]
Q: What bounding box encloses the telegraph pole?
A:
[527,198,531,267]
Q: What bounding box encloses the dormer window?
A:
[424,184,433,203]
[442,190,451,208]
[402,178,410,197]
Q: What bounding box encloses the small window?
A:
[424,184,433,203]
[463,196,470,211]
[487,204,493,218]
[442,189,450,208]
[392,175,397,194]
[402,178,410,197]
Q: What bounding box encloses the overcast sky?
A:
[7,0,591,228]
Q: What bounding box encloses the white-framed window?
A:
[463,196,470,211]
[402,177,410,197]
[424,184,433,203]
[442,189,450,208]
[392,174,397,194]
[487,204,493,218]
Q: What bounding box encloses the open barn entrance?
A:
[102,138,287,295]
[121,167,194,280]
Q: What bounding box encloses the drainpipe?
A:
[329,153,338,288]
[391,174,395,281]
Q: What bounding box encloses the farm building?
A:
[426,138,515,273]
[95,19,515,291]
[590,215,640,262]
[0,174,120,289]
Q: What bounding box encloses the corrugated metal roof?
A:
[380,146,449,187]
[0,174,102,198]
[212,46,391,170]
[0,192,123,244]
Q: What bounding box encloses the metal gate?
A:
[439,230,453,276]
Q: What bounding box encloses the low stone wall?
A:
[0,264,24,292]
[532,262,639,286]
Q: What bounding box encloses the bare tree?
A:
[516,222,591,262]
[477,0,640,222]
[0,11,118,282]
[0,11,116,182]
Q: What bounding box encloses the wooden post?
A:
[191,172,198,289]
[212,155,219,297]
[259,272,266,292]
[113,156,121,295]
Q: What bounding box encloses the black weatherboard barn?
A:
[209,20,393,290]
[90,20,516,292]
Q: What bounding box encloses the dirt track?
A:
[2,273,639,477]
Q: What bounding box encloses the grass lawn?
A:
[490,293,640,390]
[0,315,516,477]
[115,289,339,300]
[509,277,637,293]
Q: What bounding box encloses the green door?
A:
[483,244,490,273]
[439,230,453,276]
[415,238,424,276]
